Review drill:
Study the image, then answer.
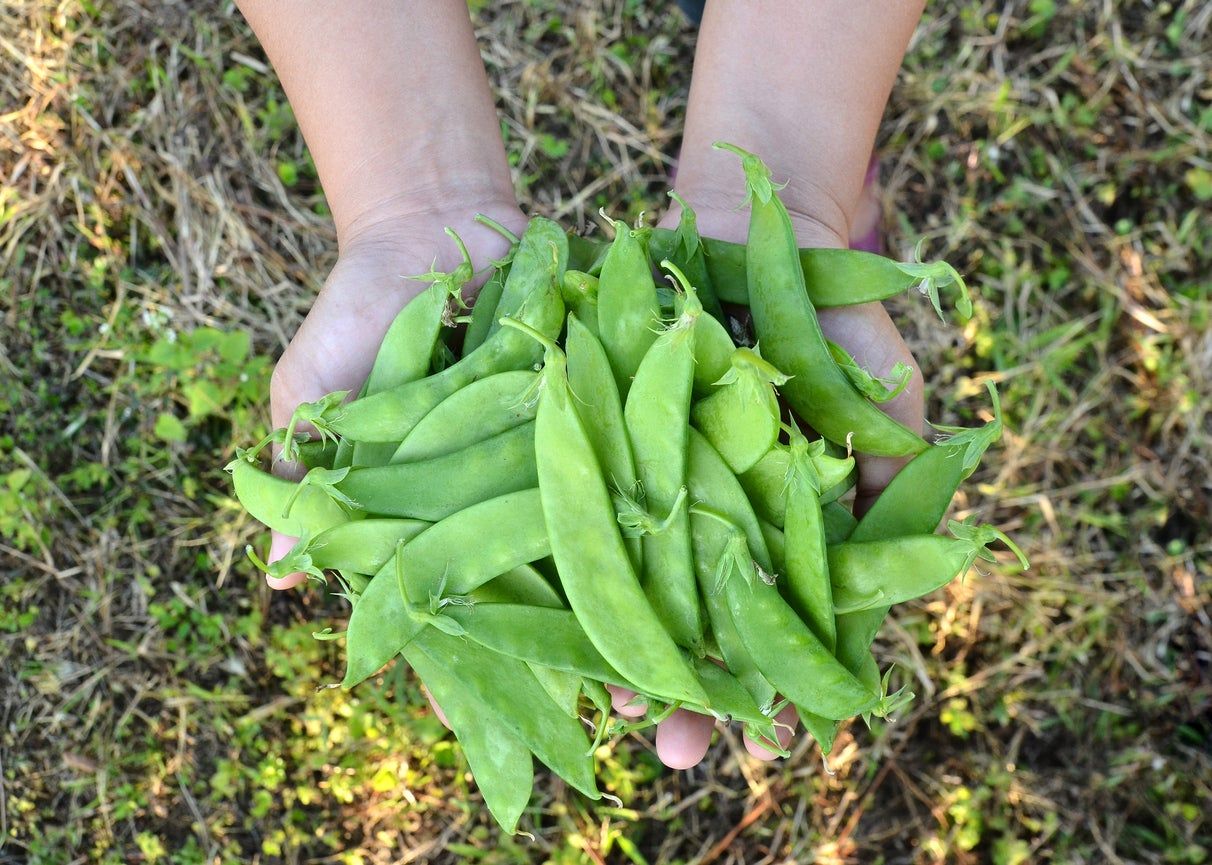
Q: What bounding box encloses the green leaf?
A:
[154,413,187,443]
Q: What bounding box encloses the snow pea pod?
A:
[652,191,725,320]
[719,143,926,457]
[829,532,996,613]
[306,518,430,574]
[389,370,537,463]
[686,429,771,570]
[823,501,859,545]
[470,564,563,608]
[227,456,354,537]
[713,509,880,720]
[297,439,337,471]
[836,384,1004,686]
[528,663,584,719]
[738,441,858,529]
[596,219,661,396]
[404,629,599,800]
[486,217,568,338]
[561,271,599,336]
[624,268,702,649]
[442,604,623,684]
[690,509,777,715]
[401,642,534,834]
[463,258,512,357]
[324,273,563,442]
[784,477,835,651]
[504,317,708,707]
[691,347,787,474]
[342,488,550,688]
[565,314,641,570]
[691,309,736,397]
[337,421,537,521]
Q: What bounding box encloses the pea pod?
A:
[404,629,599,799]
[464,258,512,356]
[297,439,337,471]
[829,525,1027,613]
[389,370,537,463]
[690,347,788,474]
[322,271,563,442]
[655,191,725,320]
[337,421,537,521]
[470,565,563,608]
[487,217,568,338]
[401,643,534,834]
[836,384,1004,686]
[528,663,584,719]
[304,518,430,574]
[623,265,702,649]
[691,310,736,396]
[227,456,354,538]
[561,271,599,335]
[718,143,926,457]
[503,317,709,708]
[565,314,641,570]
[596,219,661,395]
[342,489,550,688]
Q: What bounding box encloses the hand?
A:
[611,191,924,770]
[263,202,525,589]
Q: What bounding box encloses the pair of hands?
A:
[265,191,923,771]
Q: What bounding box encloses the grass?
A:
[1,0,1209,862]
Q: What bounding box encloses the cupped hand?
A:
[263,203,525,589]
[621,195,925,770]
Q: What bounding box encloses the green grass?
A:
[1,0,1209,862]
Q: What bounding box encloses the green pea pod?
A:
[470,565,563,608]
[836,383,1004,687]
[691,310,736,396]
[503,317,709,708]
[305,518,430,574]
[487,217,568,338]
[718,143,926,457]
[658,191,725,321]
[690,510,777,715]
[784,479,835,652]
[296,439,337,471]
[353,232,475,467]
[829,533,994,613]
[624,265,702,649]
[561,271,599,336]
[325,274,563,442]
[400,642,534,834]
[464,259,511,357]
[342,489,550,688]
[823,501,858,545]
[443,604,623,685]
[528,663,584,719]
[337,421,538,521]
[566,231,602,273]
[691,347,788,474]
[685,429,772,570]
[565,314,641,572]
[404,629,599,800]
[227,456,356,538]
[389,370,538,463]
[594,227,971,313]
[596,219,661,396]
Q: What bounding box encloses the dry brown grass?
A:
[1,0,1209,862]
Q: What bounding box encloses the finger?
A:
[264,531,308,590]
[816,303,925,516]
[654,708,715,770]
[743,703,798,761]
[423,685,451,730]
[607,685,648,718]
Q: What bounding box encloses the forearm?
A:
[673,0,925,246]
[235,0,516,248]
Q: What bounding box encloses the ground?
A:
[1,0,1209,863]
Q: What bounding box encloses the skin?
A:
[239,0,926,769]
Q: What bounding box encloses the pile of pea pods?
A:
[227,145,1026,833]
